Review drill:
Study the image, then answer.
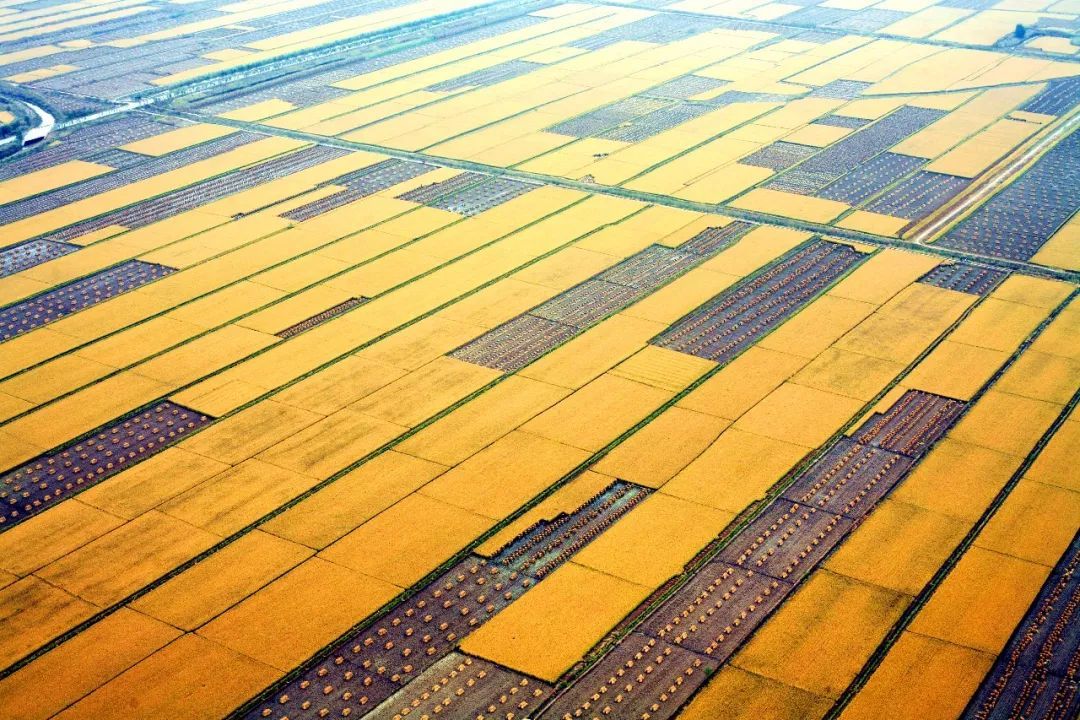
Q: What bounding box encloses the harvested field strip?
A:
[0,238,79,278]
[238,481,650,720]
[960,529,1080,720]
[0,260,175,341]
[653,241,864,363]
[0,132,261,226]
[276,298,369,339]
[0,401,210,528]
[917,262,1006,296]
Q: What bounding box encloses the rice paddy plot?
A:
[450,314,580,373]
[276,298,368,339]
[541,634,717,720]
[283,159,433,222]
[679,222,756,256]
[0,132,261,226]
[598,103,716,143]
[1019,76,1080,118]
[644,75,730,101]
[0,4,1077,718]
[830,10,907,34]
[363,653,553,720]
[708,90,796,107]
[0,239,79,278]
[809,80,872,100]
[195,14,548,115]
[452,232,751,373]
[396,172,488,205]
[0,117,172,182]
[548,97,672,139]
[425,177,538,217]
[814,115,871,130]
[566,13,730,51]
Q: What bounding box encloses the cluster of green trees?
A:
[0,90,35,140]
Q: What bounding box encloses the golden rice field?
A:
[0,1,1077,720]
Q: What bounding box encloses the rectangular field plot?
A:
[718,500,854,583]
[597,245,704,290]
[784,7,856,28]
[645,75,730,100]
[541,633,718,720]
[531,279,641,328]
[2,5,1080,718]
[918,263,1006,296]
[450,314,580,373]
[708,90,795,107]
[0,117,173,183]
[0,0,539,104]
[364,653,552,720]
[814,115,871,130]
[598,102,717,143]
[0,402,211,528]
[396,171,486,204]
[85,149,154,169]
[0,260,175,341]
[637,562,790,660]
[679,222,756,256]
[653,241,864,363]
[781,439,913,519]
[0,239,79,278]
[548,97,675,139]
[766,168,840,196]
[853,389,965,458]
[0,132,261,227]
[831,10,907,33]
[809,80,872,100]
[425,176,538,217]
[818,153,926,206]
[426,60,543,92]
[566,13,729,50]
[192,13,550,116]
[865,171,971,222]
[1019,76,1080,117]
